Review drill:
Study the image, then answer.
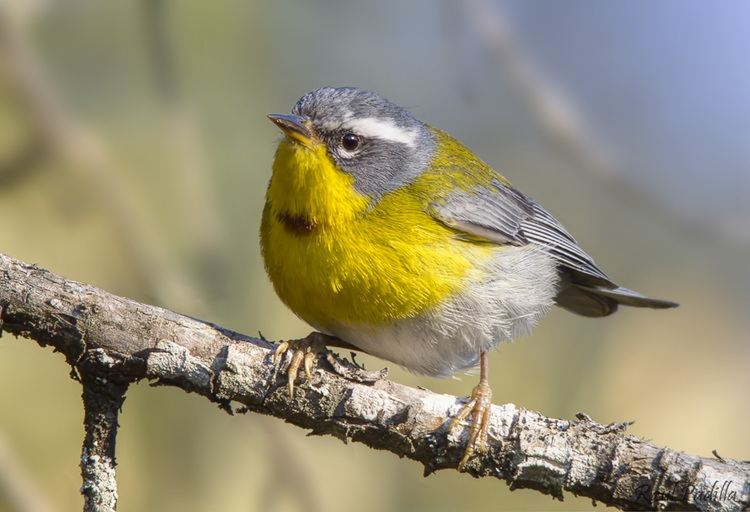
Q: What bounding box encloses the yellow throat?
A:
[260,131,491,333]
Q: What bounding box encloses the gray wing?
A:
[427,180,532,246]
[429,178,612,285]
[428,179,678,316]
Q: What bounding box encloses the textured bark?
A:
[0,252,748,511]
[79,373,126,512]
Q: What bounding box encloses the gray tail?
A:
[556,284,679,318]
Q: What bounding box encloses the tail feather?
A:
[556,283,678,318]
[582,285,678,309]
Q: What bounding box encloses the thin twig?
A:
[79,372,128,512]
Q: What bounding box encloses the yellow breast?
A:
[260,137,490,333]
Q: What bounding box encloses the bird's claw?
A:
[449,381,493,471]
[273,335,329,397]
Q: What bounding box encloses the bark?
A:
[0,252,748,511]
[79,373,126,512]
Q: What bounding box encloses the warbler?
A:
[261,87,677,469]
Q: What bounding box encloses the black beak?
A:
[267,113,314,146]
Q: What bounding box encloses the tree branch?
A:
[79,372,127,512]
[0,252,748,511]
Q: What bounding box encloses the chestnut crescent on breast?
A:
[277,212,317,235]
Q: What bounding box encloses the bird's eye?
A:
[341,133,361,152]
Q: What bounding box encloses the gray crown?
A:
[290,87,436,201]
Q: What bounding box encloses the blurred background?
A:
[0,0,748,510]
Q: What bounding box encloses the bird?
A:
[260,87,677,470]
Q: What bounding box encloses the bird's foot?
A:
[449,380,493,471]
[272,332,330,397]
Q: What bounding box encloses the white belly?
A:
[326,245,559,377]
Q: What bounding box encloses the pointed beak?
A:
[268,113,315,146]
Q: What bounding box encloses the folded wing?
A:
[428,179,678,316]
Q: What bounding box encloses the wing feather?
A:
[429,180,613,286]
[422,133,676,315]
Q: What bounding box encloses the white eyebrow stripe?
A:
[318,110,354,131]
[341,117,418,147]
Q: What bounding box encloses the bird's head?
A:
[268,87,436,208]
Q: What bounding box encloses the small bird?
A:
[261,87,677,469]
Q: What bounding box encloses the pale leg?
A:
[449,351,493,471]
